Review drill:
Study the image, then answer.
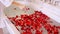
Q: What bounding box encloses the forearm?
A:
[12,1,26,9]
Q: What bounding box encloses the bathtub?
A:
[2,1,60,34]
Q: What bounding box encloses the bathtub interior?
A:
[4,4,60,34]
[4,5,34,17]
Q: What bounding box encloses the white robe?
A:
[0,0,14,7]
[0,0,13,28]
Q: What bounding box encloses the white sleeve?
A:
[0,0,14,7]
